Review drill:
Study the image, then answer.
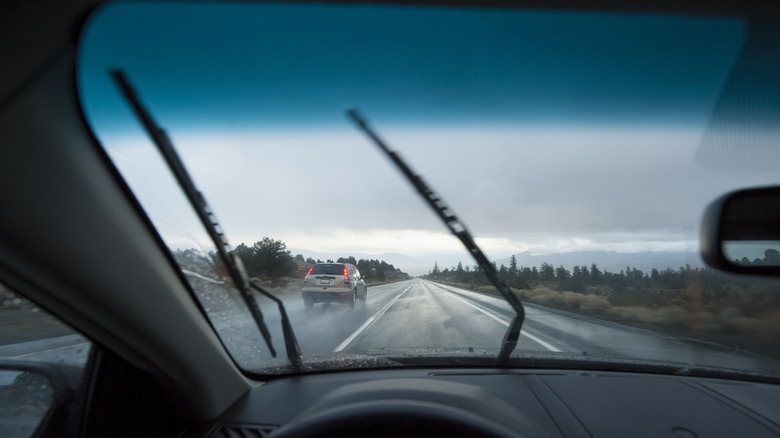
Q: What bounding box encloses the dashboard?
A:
[193,368,780,437]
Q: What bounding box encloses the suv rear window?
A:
[310,264,345,275]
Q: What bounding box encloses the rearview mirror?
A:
[701,186,780,275]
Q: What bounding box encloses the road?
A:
[3,279,777,375]
[244,279,776,373]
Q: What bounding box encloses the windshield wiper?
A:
[111,69,302,370]
[347,109,525,364]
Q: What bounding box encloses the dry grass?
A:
[718,308,780,340]
[529,287,780,340]
[521,287,610,312]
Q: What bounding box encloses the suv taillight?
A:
[304,266,313,283]
[343,265,350,285]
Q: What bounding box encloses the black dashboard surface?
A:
[195,368,780,437]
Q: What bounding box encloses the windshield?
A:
[78,2,780,378]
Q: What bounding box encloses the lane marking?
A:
[333,283,414,352]
[13,342,91,358]
[426,282,562,353]
[181,269,226,284]
[521,330,562,353]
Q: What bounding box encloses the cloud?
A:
[282,229,463,255]
[97,127,778,270]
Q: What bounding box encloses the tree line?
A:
[229,237,410,282]
[734,248,780,266]
[422,254,780,305]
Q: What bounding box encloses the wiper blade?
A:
[111,69,302,370]
[346,109,525,364]
[249,282,302,369]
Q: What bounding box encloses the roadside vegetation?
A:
[172,237,411,296]
[423,255,780,355]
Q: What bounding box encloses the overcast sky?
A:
[77,2,780,271]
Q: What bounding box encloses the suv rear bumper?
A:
[302,289,353,304]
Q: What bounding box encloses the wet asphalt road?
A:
[5,279,778,375]
[249,279,777,373]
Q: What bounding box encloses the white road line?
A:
[521,330,562,353]
[442,288,510,326]
[13,342,91,358]
[333,284,413,352]
[429,283,562,353]
[181,269,226,284]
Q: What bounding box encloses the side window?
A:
[0,281,92,437]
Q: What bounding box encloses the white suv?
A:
[301,263,367,309]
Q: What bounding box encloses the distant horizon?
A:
[272,246,706,277]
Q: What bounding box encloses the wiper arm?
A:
[111,70,302,370]
[346,109,525,364]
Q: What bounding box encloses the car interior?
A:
[2,0,780,437]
